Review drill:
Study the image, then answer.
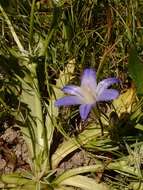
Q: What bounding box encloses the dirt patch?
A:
[56,150,99,175]
[0,126,30,174]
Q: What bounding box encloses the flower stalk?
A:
[92,105,104,136]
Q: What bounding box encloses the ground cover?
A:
[0,0,143,189]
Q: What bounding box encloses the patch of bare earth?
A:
[0,126,30,174]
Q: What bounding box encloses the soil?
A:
[0,125,30,174]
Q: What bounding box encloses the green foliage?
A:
[1,0,143,190]
[128,46,143,95]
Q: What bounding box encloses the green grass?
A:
[0,0,143,189]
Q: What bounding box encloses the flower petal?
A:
[96,78,119,96]
[79,104,92,120]
[55,96,82,107]
[62,85,83,97]
[81,69,97,90]
[96,89,119,102]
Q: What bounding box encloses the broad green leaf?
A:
[113,87,136,115]
[128,46,143,95]
[0,173,49,190]
[53,165,104,185]
[17,64,44,157]
[135,123,143,131]
[55,187,75,190]
[1,173,31,185]
[54,185,75,190]
[129,182,143,190]
[59,175,109,190]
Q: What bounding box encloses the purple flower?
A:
[55,69,119,120]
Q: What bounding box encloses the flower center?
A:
[80,86,96,104]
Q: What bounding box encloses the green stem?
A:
[43,28,55,56]
[93,105,104,136]
[29,0,36,49]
